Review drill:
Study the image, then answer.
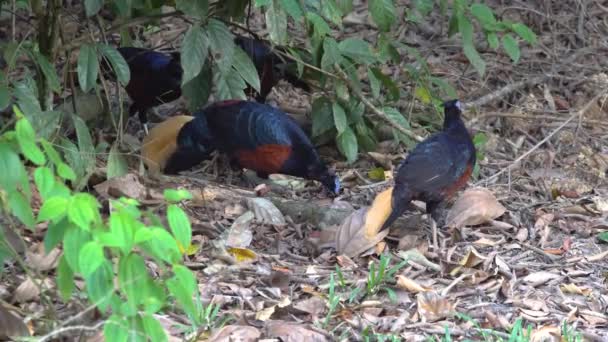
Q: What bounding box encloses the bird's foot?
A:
[143,123,149,135]
[242,170,290,195]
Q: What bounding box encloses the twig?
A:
[477,89,608,185]
[38,321,105,342]
[334,64,424,142]
[467,75,548,109]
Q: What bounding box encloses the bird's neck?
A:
[443,114,469,138]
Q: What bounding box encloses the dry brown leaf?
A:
[245,198,286,225]
[225,211,254,248]
[13,277,40,303]
[26,244,61,272]
[472,237,499,247]
[520,308,549,319]
[459,247,487,268]
[0,304,30,339]
[335,187,393,256]
[93,173,146,200]
[293,297,326,317]
[530,325,561,342]
[560,283,592,296]
[523,272,561,286]
[416,292,454,322]
[208,325,261,342]
[256,306,276,321]
[396,275,431,293]
[587,249,608,262]
[446,188,506,228]
[266,321,328,342]
[336,255,357,269]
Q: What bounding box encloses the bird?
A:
[103,47,183,134]
[234,35,311,102]
[380,99,476,231]
[141,100,340,195]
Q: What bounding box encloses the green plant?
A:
[366,254,407,299]
[0,107,200,340]
[322,273,341,329]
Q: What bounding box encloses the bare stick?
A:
[467,75,548,109]
[477,89,608,185]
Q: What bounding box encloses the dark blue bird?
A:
[381,99,476,230]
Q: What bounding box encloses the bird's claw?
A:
[143,123,149,135]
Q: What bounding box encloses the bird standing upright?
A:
[141,100,340,195]
[104,47,183,133]
[381,99,475,230]
[234,35,310,102]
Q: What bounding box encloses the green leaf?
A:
[141,314,168,342]
[470,3,497,29]
[15,114,45,165]
[598,231,608,243]
[107,143,128,179]
[487,32,499,49]
[57,163,77,181]
[0,85,10,110]
[33,52,61,93]
[0,143,27,194]
[175,0,208,18]
[72,114,95,170]
[8,191,35,229]
[311,97,335,137]
[321,37,342,71]
[463,42,486,76]
[369,0,396,31]
[40,140,63,166]
[338,38,375,64]
[182,61,212,112]
[77,44,99,92]
[98,44,131,86]
[164,189,193,202]
[68,193,100,230]
[38,197,68,222]
[141,228,181,264]
[233,46,261,92]
[167,264,197,319]
[34,167,55,200]
[213,67,246,100]
[167,204,192,251]
[502,34,520,63]
[79,241,104,277]
[384,107,413,145]
[63,225,92,273]
[119,253,150,312]
[85,261,114,311]
[336,126,358,163]
[84,0,103,16]
[322,0,343,26]
[306,12,331,38]
[104,315,129,342]
[280,0,303,20]
[367,67,381,99]
[332,102,348,134]
[107,211,135,253]
[181,26,209,85]
[206,19,235,73]
[371,67,400,101]
[511,23,537,44]
[57,255,75,301]
[44,217,70,252]
[266,0,288,44]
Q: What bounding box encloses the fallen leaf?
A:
[13,277,41,303]
[396,249,441,272]
[446,188,506,228]
[336,188,392,257]
[93,173,146,200]
[396,275,431,293]
[367,167,386,181]
[245,198,286,225]
[266,321,328,342]
[293,297,326,317]
[227,247,257,263]
[560,283,592,296]
[0,304,31,339]
[530,325,561,342]
[26,244,61,272]
[587,249,608,261]
[472,237,499,247]
[336,255,357,269]
[208,325,261,342]
[523,272,561,286]
[458,247,487,268]
[416,292,454,322]
[225,211,254,248]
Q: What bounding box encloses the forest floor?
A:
[3,0,608,341]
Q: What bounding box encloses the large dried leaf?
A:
[225,211,254,248]
[13,277,40,303]
[266,321,328,342]
[93,173,146,200]
[245,198,286,225]
[396,275,431,293]
[446,188,506,228]
[336,188,392,257]
[26,244,61,271]
[416,292,454,322]
[208,325,261,342]
[0,304,30,339]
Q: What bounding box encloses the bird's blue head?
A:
[308,164,341,196]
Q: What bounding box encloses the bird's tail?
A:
[380,185,412,231]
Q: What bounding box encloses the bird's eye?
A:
[334,178,341,193]
[455,100,462,111]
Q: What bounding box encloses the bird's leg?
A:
[426,200,446,227]
[138,109,149,135]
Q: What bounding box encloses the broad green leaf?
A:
[470,3,497,30]
[33,52,61,93]
[108,211,135,253]
[141,314,168,342]
[79,241,104,277]
[311,97,334,137]
[104,315,129,342]
[336,127,358,163]
[322,0,343,26]
[336,0,353,14]
[167,204,192,251]
[487,32,499,49]
[511,23,537,44]
[206,19,235,73]
[415,86,432,104]
[598,232,608,243]
[233,46,261,92]
[98,44,130,86]
[367,67,380,99]
[338,38,375,64]
[85,261,114,311]
[107,143,128,179]
[63,225,92,273]
[175,0,208,18]
[0,142,27,193]
[57,255,74,301]
[167,264,197,319]
[8,191,35,229]
[40,140,63,166]
[164,189,193,202]
[68,193,100,230]
[458,14,474,44]
[332,102,348,134]
[384,107,413,146]
[181,26,209,85]
[118,253,150,311]
[72,114,95,171]
[34,167,55,200]
[306,12,331,38]
[44,217,70,252]
[182,61,212,111]
[0,85,10,110]
[38,197,68,222]
[502,34,520,63]
[371,67,399,101]
[463,42,486,76]
[141,227,181,264]
[57,162,77,181]
[321,37,342,70]
[369,0,396,31]
[213,67,247,100]
[280,0,303,20]
[266,0,288,44]
[84,0,103,16]
[15,114,45,165]
[77,44,99,92]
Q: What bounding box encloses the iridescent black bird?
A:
[381,100,476,230]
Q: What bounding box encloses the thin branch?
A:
[466,75,548,109]
[477,89,608,185]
